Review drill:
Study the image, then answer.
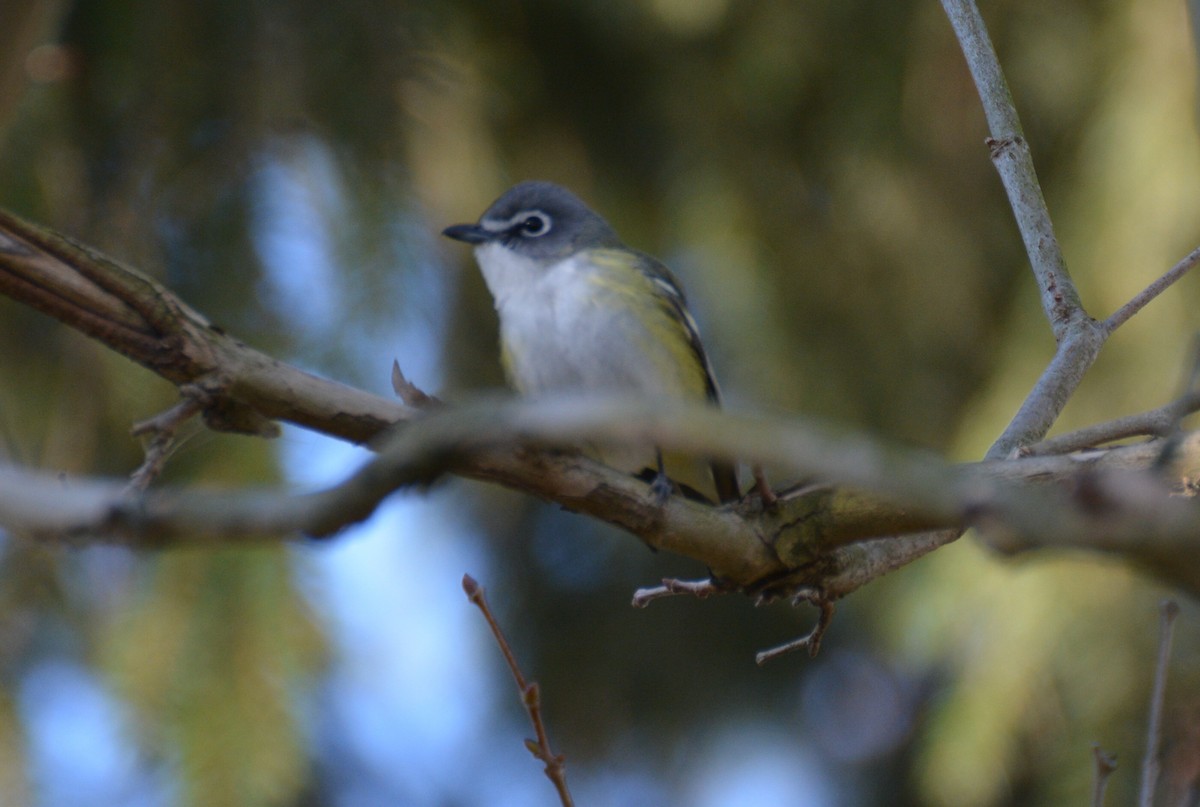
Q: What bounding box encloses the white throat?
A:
[473,242,564,308]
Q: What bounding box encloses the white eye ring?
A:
[517,213,551,237]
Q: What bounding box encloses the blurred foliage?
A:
[100,550,324,806]
[0,0,1199,805]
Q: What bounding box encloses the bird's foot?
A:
[650,470,673,505]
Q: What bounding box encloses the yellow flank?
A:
[583,249,711,401]
[582,250,721,499]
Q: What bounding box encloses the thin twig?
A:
[1151,337,1200,475]
[754,590,836,664]
[462,574,573,807]
[631,577,724,607]
[1140,600,1181,807]
[125,396,204,492]
[1091,744,1117,807]
[1023,392,1200,457]
[1105,246,1200,334]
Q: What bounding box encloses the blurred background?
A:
[1,0,1199,804]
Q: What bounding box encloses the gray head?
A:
[442,181,622,260]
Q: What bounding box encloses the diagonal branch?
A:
[463,575,574,806]
[0,207,411,443]
[1104,245,1200,334]
[1024,364,1200,456]
[939,0,1084,340]
[987,320,1108,458]
[939,1,1121,462]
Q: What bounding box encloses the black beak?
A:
[441,223,491,244]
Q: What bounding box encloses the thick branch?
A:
[0,208,410,443]
[3,400,1199,593]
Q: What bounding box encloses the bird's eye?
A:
[519,214,550,237]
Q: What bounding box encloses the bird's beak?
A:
[441,223,491,244]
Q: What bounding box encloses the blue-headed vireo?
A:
[443,181,740,504]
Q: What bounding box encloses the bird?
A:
[442,180,740,504]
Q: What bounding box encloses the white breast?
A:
[473,244,677,397]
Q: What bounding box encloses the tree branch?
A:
[1023,389,1200,457]
[939,0,1084,340]
[463,575,574,806]
[1105,245,1200,334]
[0,207,411,443]
[1139,601,1180,807]
[939,0,1115,461]
[986,321,1108,458]
[3,399,1199,592]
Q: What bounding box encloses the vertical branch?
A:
[1139,600,1180,807]
[940,0,1109,458]
[939,0,1084,337]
